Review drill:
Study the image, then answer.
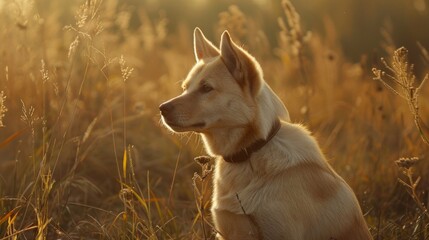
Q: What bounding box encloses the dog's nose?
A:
[159,102,174,115]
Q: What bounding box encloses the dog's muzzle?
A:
[159,99,206,132]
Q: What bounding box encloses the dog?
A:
[159,28,372,240]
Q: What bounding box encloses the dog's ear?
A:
[220,31,262,96]
[194,27,219,62]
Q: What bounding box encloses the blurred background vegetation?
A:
[0,0,428,239]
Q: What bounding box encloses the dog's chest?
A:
[212,159,266,213]
[216,158,256,182]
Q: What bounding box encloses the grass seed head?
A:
[395,157,420,170]
[194,156,212,167]
[0,91,7,127]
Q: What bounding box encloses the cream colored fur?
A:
[159,28,372,240]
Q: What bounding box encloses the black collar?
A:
[222,119,281,163]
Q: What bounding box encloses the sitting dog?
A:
[160,27,372,240]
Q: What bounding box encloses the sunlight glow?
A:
[414,0,427,12]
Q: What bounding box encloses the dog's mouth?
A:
[162,117,206,132]
[190,122,206,128]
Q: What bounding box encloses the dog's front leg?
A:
[213,209,263,240]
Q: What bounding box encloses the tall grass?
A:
[0,0,428,239]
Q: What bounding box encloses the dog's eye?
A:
[200,84,214,93]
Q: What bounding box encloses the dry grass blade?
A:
[82,117,98,143]
[0,128,27,149]
[0,207,20,225]
[168,150,181,206]
[418,42,429,65]
[122,148,127,181]
[0,226,38,240]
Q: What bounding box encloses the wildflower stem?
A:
[406,169,429,219]
[373,47,429,146]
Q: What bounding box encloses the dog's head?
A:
[159,28,288,133]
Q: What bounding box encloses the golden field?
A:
[0,0,428,239]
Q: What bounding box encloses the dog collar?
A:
[222,118,281,163]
